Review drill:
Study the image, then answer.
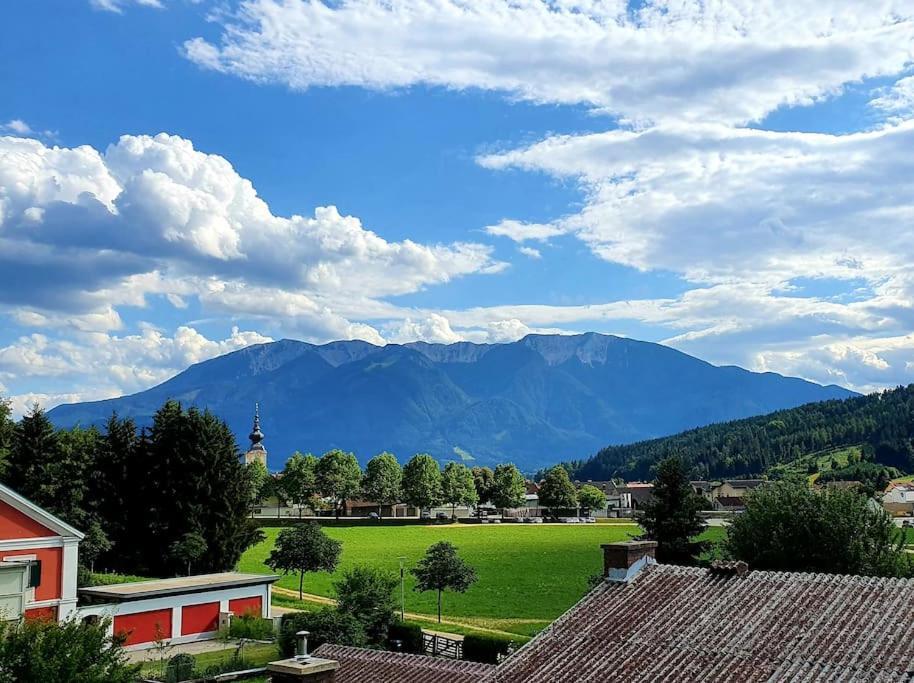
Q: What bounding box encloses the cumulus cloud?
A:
[870,75,914,121]
[185,0,914,126]
[485,219,564,243]
[517,246,542,260]
[0,133,501,325]
[1,120,33,135]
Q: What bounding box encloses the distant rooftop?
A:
[79,572,278,602]
[311,644,494,683]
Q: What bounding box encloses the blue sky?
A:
[2,0,914,415]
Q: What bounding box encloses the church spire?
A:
[248,402,265,451]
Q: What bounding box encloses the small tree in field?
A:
[267,522,342,599]
[361,452,402,519]
[169,532,207,576]
[577,484,607,515]
[411,541,477,623]
[639,457,706,564]
[441,462,478,518]
[538,466,577,518]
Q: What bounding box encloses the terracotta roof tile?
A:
[492,564,914,682]
[311,643,495,683]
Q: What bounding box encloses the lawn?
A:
[239,523,642,635]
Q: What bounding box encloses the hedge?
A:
[278,609,366,656]
[462,633,518,664]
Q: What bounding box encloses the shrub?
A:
[228,613,275,641]
[164,653,195,683]
[462,633,517,664]
[333,565,398,645]
[278,608,366,657]
[386,622,424,654]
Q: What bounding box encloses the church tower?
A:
[243,403,268,467]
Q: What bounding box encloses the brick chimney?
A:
[601,540,657,582]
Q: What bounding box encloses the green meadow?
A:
[240,523,655,636]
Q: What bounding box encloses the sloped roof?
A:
[493,564,914,682]
[0,482,84,540]
[715,495,746,508]
[311,644,494,683]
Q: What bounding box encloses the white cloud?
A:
[480,121,914,285]
[518,246,542,259]
[90,0,163,13]
[185,0,914,126]
[0,132,501,326]
[388,313,463,345]
[486,219,564,243]
[1,120,32,135]
[870,75,914,120]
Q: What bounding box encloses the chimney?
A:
[601,540,657,582]
[709,560,748,577]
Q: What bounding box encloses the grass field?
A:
[240,523,735,637]
[239,523,645,635]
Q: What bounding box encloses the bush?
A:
[386,622,424,654]
[462,633,517,664]
[278,608,366,657]
[228,613,275,641]
[164,653,195,683]
[334,565,398,645]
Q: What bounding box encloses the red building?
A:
[0,482,278,650]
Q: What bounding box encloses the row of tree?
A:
[261,451,534,518]
[0,399,261,578]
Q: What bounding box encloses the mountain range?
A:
[47,333,857,471]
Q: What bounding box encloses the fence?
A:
[422,631,463,659]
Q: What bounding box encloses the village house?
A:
[882,481,914,516]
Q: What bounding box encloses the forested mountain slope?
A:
[568,384,914,481]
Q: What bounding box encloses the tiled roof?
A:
[715,495,746,508]
[493,563,914,682]
[311,644,495,683]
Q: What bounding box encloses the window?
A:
[27,561,41,589]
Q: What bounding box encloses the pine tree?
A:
[639,457,706,564]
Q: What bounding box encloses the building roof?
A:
[493,563,914,682]
[311,644,495,683]
[721,479,765,488]
[714,495,746,508]
[0,482,84,540]
[78,572,278,602]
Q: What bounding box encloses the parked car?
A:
[368,511,380,521]
[436,512,449,521]
[420,510,432,520]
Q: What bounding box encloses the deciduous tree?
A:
[281,452,318,518]
[333,565,399,645]
[577,484,607,515]
[441,462,478,518]
[169,531,208,576]
[402,454,442,511]
[411,541,477,623]
[361,452,402,519]
[491,463,526,510]
[267,522,342,599]
[538,466,577,518]
[316,449,362,520]
[471,466,495,506]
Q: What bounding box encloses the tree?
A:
[244,459,270,517]
[169,532,208,576]
[361,452,402,518]
[281,452,318,518]
[639,457,707,564]
[472,466,495,506]
[0,396,13,477]
[316,449,362,520]
[278,609,366,657]
[411,541,477,623]
[267,522,342,599]
[726,481,910,577]
[491,463,526,510]
[0,617,139,683]
[80,521,112,573]
[441,462,478,518]
[402,454,443,511]
[333,565,399,645]
[537,466,577,518]
[577,484,607,514]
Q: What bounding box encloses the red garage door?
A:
[182,602,219,635]
[114,609,172,646]
[229,596,262,617]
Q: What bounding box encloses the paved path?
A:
[272,586,526,639]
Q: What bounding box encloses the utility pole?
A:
[398,556,407,621]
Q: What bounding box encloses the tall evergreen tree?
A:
[0,396,13,477]
[639,457,707,564]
